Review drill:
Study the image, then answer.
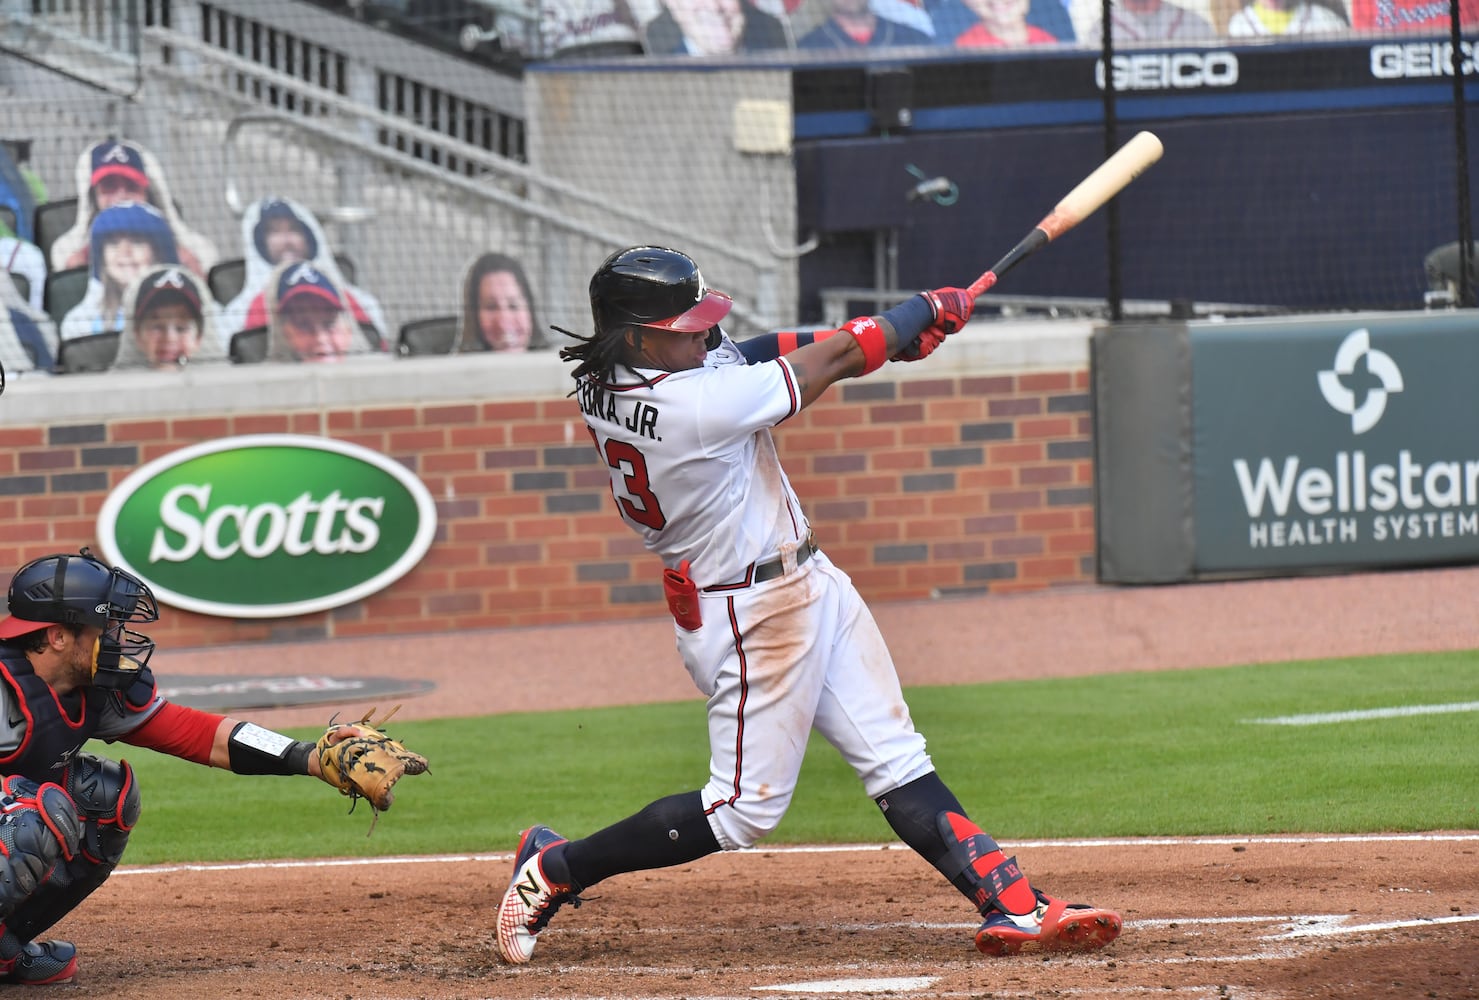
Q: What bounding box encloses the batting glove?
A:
[890,325,947,363]
[922,287,975,335]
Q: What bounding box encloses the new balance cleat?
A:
[0,939,78,985]
[495,825,580,964]
[974,891,1121,956]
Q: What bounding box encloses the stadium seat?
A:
[6,272,28,305]
[56,331,120,374]
[397,315,458,356]
[42,265,89,324]
[207,258,247,304]
[230,325,268,364]
[208,254,356,306]
[33,198,77,262]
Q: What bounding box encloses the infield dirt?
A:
[58,564,1479,998]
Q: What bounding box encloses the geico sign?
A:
[1370,41,1479,78]
[1095,52,1239,91]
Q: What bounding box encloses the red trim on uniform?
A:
[120,701,224,764]
[701,596,749,814]
[595,373,672,392]
[700,565,757,593]
[0,664,36,766]
[35,782,76,859]
[776,332,799,355]
[105,763,136,832]
[776,358,801,421]
[783,496,802,540]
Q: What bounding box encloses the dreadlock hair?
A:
[554,324,662,395]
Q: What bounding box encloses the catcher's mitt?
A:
[315,706,428,831]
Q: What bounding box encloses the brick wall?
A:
[0,357,1095,650]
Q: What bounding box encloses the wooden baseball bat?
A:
[967,131,1165,299]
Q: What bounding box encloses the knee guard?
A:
[63,755,139,866]
[0,777,82,921]
[4,757,138,944]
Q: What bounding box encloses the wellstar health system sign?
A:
[96,435,437,618]
[1191,312,1479,573]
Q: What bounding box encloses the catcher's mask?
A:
[590,246,733,343]
[0,549,160,689]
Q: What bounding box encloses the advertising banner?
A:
[96,435,438,618]
[1191,312,1479,573]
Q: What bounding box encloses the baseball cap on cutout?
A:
[90,141,150,191]
[135,268,202,322]
[276,263,343,311]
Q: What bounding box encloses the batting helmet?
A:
[589,246,732,339]
[0,550,159,689]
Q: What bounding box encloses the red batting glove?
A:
[890,325,947,363]
[922,287,975,335]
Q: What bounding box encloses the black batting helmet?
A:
[590,246,733,339]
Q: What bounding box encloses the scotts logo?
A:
[96,435,437,619]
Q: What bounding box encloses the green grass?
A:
[112,651,1479,864]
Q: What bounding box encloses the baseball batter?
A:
[495,246,1121,963]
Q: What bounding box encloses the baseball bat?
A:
[966,131,1164,299]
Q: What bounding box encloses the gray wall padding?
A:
[1092,322,1195,584]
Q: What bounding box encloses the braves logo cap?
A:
[135,267,203,322]
[90,141,150,191]
[276,262,343,310]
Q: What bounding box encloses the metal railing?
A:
[0,3,787,337]
[144,25,782,333]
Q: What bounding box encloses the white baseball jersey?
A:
[576,330,934,851]
[576,333,810,587]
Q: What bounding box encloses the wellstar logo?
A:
[1316,328,1403,435]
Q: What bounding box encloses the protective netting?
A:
[0,0,1472,374]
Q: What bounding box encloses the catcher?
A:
[0,548,428,985]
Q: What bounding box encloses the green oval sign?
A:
[97,435,437,619]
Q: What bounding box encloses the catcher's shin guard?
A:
[495,825,581,964]
[0,778,82,922]
[4,755,137,943]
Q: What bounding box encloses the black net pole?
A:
[1100,0,1122,320]
[1451,0,1474,306]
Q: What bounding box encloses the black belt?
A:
[751,534,818,584]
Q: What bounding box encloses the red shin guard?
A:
[941,811,1038,915]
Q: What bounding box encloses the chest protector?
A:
[0,650,156,782]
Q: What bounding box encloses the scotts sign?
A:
[96,435,437,618]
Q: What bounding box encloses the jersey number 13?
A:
[598,437,667,531]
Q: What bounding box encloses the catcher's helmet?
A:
[590,246,732,338]
[0,550,159,688]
